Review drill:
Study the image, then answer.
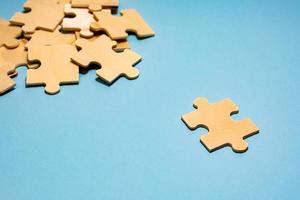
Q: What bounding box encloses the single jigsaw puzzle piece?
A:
[74,31,130,52]
[91,9,155,40]
[72,35,141,84]
[0,18,22,49]
[10,0,64,34]
[182,98,259,153]
[26,26,76,49]
[26,44,79,94]
[72,0,119,12]
[62,4,95,38]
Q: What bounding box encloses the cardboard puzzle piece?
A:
[182,98,259,153]
[0,40,28,94]
[91,9,155,40]
[71,0,119,12]
[72,35,141,84]
[62,4,95,38]
[26,44,79,94]
[74,31,130,52]
[0,18,22,49]
[10,0,64,34]
[26,26,76,49]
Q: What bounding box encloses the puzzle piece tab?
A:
[0,18,22,49]
[72,35,141,84]
[72,0,119,12]
[26,44,79,94]
[62,4,95,38]
[26,26,75,49]
[182,98,259,153]
[91,9,155,40]
[10,0,64,34]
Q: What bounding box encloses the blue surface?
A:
[1,0,300,199]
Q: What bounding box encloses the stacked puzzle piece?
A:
[0,0,155,95]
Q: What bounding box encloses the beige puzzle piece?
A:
[72,35,141,84]
[91,9,155,40]
[62,4,95,38]
[182,98,259,153]
[0,18,22,49]
[10,0,64,34]
[72,0,119,12]
[26,26,76,49]
[74,31,130,52]
[0,40,29,94]
[26,44,79,94]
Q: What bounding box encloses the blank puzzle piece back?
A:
[182,98,259,153]
[91,9,155,40]
[72,0,119,12]
[72,35,141,84]
[26,26,76,49]
[26,44,79,94]
[0,18,22,49]
[62,4,95,38]
[0,40,29,94]
[10,0,64,34]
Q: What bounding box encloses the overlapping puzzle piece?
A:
[72,0,119,12]
[72,35,141,84]
[0,40,36,94]
[0,18,22,49]
[182,98,259,153]
[91,9,155,40]
[10,0,64,33]
[26,44,79,94]
[62,4,96,38]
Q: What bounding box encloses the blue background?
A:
[1,0,300,199]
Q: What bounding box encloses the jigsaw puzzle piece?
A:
[62,4,95,38]
[26,44,79,94]
[72,35,141,84]
[72,0,119,12]
[10,0,64,34]
[26,26,76,49]
[182,98,259,153]
[0,18,22,49]
[91,9,155,40]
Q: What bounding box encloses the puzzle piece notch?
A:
[26,44,79,94]
[0,18,22,49]
[91,9,155,40]
[0,40,40,94]
[72,0,119,12]
[25,26,76,49]
[182,98,259,153]
[62,4,95,38]
[10,0,64,34]
[72,35,141,84]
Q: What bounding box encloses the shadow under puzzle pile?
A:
[0,0,155,95]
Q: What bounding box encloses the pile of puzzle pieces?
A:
[0,0,154,95]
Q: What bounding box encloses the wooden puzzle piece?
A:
[10,0,64,34]
[0,40,28,94]
[26,26,76,49]
[0,18,22,49]
[182,98,259,153]
[62,4,95,38]
[72,35,141,84]
[72,0,119,12]
[74,31,130,52]
[91,9,155,40]
[26,44,79,94]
